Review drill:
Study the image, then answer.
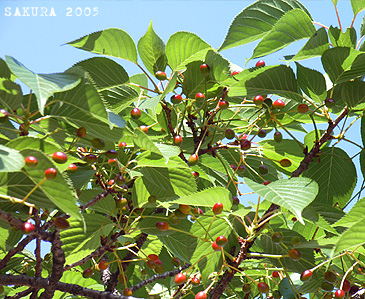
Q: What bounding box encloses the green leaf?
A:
[245,177,318,224]
[165,32,212,71]
[321,47,365,84]
[333,218,365,254]
[251,9,315,59]
[229,65,302,102]
[182,61,213,99]
[5,56,80,114]
[136,152,187,169]
[0,57,11,79]
[204,50,230,83]
[66,28,138,63]
[333,80,365,108]
[101,84,139,114]
[0,145,25,172]
[291,27,329,61]
[361,14,365,37]
[219,0,311,51]
[0,78,23,111]
[296,63,327,103]
[328,26,357,48]
[351,0,365,15]
[138,21,167,75]
[71,57,129,89]
[60,214,114,264]
[303,147,357,207]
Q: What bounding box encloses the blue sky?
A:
[0,1,363,254]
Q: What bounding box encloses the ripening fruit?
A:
[325,98,335,108]
[123,288,133,296]
[212,241,220,251]
[148,254,159,262]
[191,277,200,286]
[271,232,283,243]
[263,180,271,185]
[52,151,68,164]
[288,248,301,261]
[171,94,183,104]
[175,209,187,219]
[258,129,267,138]
[298,104,309,113]
[272,270,280,278]
[335,290,345,299]
[257,282,269,293]
[237,164,245,175]
[131,107,141,119]
[195,291,207,299]
[232,196,239,205]
[174,273,186,285]
[25,156,38,167]
[242,283,251,294]
[218,100,229,110]
[256,60,265,67]
[192,171,199,178]
[173,135,183,146]
[82,268,94,278]
[118,141,127,149]
[108,158,118,166]
[200,64,210,76]
[148,195,157,203]
[169,213,180,225]
[44,168,57,179]
[85,154,98,164]
[22,221,35,234]
[342,279,351,293]
[321,281,334,292]
[253,95,264,106]
[274,131,283,143]
[212,202,223,215]
[280,159,292,167]
[215,236,228,247]
[67,164,77,173]
[291,236,301,246]
[179,204,191,215]
[240,139,251,151]
[98,260,108,271]
[195,93,205,102]
[324,271,337,284]
[225,129,235,139]
[155,71,167,80]
[231,71,240,76]
[258,165,269,175]
[106,150,118,159]
[273,99,285,109]
[172,257,180,267]
[156,221,169,231]
[188,154,199,166]
[300,270,313,282]
[115,198,128,209]
[55,217,70,229]
[76,127,87,138]
[139,125,148,133]
[91,138,105,149]
[118,273,128,285]
[0,109,9,122]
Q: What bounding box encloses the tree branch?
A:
[79,190,111,211]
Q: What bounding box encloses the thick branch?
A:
[0,274,138,299]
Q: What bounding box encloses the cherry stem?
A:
[271,115,305,150]
[22,177,47,203]
[205,215,216,240]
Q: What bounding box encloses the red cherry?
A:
[131,107,141,119]
[148,254,159,262]
[123,288,132,296]
[288,248,301,261]
[212,202,223,215]
[272,270,280,278]
[195,93,205,101]
[44,168,57,179]
[139,125,148,133]
[22,221,35,233]
[200,64,210,76]
[52,152,68,164]
[212,241,221,251]
[195,291,207,299]
[335,290,345,299]
[76,127,87,138]
[118,141,127,149]
[273,99,285,109]
[67,164,77,173]
[192,171,199,178]
[155,71,167,80]
[256,60,266,67]
[82,268,94,278]
[300,270,313,281]
[218,100,229,110]
[240,139,251,150]
[298,104,309,113]
[188,154,199,166]
[108,158,118,166]
[231,71,240,76]
[173,135,183,146]
[263,180,271,185]
[191,277,200,286]
[171,94,183,104]
[25,156,38,167]
[253,95,264,105]
[98,260,108,270]
[257,282,269,293]
[215,236,228,247]
[156,221,169,231]
[174,273,186,285]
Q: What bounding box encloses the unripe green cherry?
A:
[155,71,167,80]
[188,154,199,166]
[225,129,235,139]
[325,98,335,108]
[271,232,283,243]
[91,138,105,149]
[274,131,283,143]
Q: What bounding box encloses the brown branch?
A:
[79,190,111,211]
[0,274,139,299]
[39,230,65,299]
[7,287,34,299]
